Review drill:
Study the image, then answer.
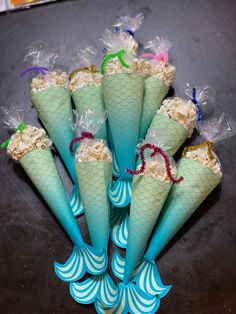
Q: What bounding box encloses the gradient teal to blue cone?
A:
[20,148,83,246]
[72,85,108,142]
[31,86,77,184]
[75,161,111,253]
[122,175,171,285]
[102,73,144,179]
[144,158,221,261]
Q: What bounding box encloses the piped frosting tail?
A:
[70,272,118,306]
[95,282,160,314]
[69,185,84,216]
[108,178,132,207]
[54,244,107,282]
[133,259,172,298]
[110,207,129,249]
[111,251,125,281]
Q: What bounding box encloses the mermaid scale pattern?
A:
[32,87,76,183]
[139,77,168,139]
[102,73,144,179]
[149,113,188,156]
[145,158,221,260]
[124,176,171,283]
[72,86,108,142]
[75,161,111,253]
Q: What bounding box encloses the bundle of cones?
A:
[1,11,235,314]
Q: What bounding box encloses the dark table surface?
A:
[0,0,236,313]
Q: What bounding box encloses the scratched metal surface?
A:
[0,0,236,313]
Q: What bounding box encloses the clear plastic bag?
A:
[23,40,62,69]
[144,37,172,56]
[113,9,144,36]
[100,29,138,56]
[197,112,236,143]
[1,104,24,130]
[184,83,215,120]
[72,45,98,69]
[72,109,111,163]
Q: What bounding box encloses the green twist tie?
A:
[100,49,129,75]
[0,122,27,149]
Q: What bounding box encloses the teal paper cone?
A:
[31,87,76,184]
[145,158,221,261]
[75,161,112,253]
[20,148,83,246]
[123,175,171,284]
[139,77,168,140]
[72,86,108,142]
[19,148,107,282]
[149,113,188,157]
[102,73,144,179]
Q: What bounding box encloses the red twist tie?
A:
[126,143,184,184]
[69,131,94,152]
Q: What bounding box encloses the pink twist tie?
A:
[140,50,169,63]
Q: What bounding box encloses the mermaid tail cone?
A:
[139,77,168,140]
[123,175,171,284]
[110,206,129,249]
[145,158,221,261]
[20,149,106,280]
[111,252,171,298]
[73,161,117,306]
[95,282,160,314]
[102,73,144,208]
[102,74,144,178]
[149,113,188,157]
[75,161,111,253]
[72,86,108,142]
[31,87,76,183]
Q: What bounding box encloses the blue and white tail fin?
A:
[54,244,107,282]
[95,282,160,314]
[110,207,129,249]
[108,178,132,207]
[69,185,84,216]
[111,252,171,299]
[111,251,125,281]
[133,259,172,298]
[112,151,120,177]
[70,272,118,306]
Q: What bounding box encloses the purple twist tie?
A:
[20,66,49,77]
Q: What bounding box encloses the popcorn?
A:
[7,125,52,161]
[31,71,68,94]
[104,57,150,77]
[69,70,102,92]
[158,97,197,136]
[139,159,176,182]
[185,147,222,177]
[149,61,176,87]
[119,32,139,54]
[75,139,112,163]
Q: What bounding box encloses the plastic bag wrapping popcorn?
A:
[0,104,107,284]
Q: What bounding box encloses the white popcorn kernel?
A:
[149,61,176,86]
[138,159,176,182]
[31,71,69,94]
[69,69,102,92]
[185,147,222,177]
[75,139,112,163]
[7,125,52,161]
[158,97,197,136]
